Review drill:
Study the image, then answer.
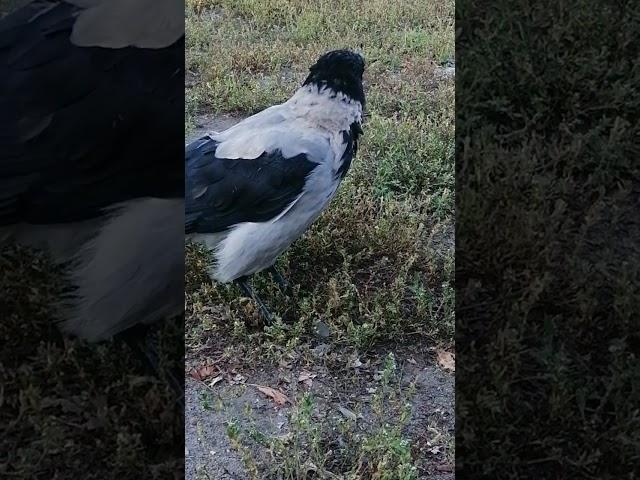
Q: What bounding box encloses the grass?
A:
[185,0,453,121]
[457,1,640,477]
[185,0,455,478]
[185,0,455,350]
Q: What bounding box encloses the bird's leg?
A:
[235,276,273,323]
[266,265,291,294]
[119,325,184,409]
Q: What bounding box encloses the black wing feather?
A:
[336,121,362,180]
[185,136,319,234]
[0,0,184,225]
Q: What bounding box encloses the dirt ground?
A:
[185,338,454,480]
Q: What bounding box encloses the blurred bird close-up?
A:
[0,0,185,396]
[185,49,366,321]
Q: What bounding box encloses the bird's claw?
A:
[267,266,291,295]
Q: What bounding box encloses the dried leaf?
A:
[298,371,317,388]
[208,375,223,388]
[436,349,455,372]
[436,464,454,472]
[189,364,217,381]
[255,385,290,406]
[337,405,357,421]
[298,371,315,381]
[278,359,291,369]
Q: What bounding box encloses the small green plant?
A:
[226,421,260,480]
[351,354,417,480]
[199,391,213,410]
[222,353,421,479]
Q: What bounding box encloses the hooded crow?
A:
[185,49,365,320]
[0,0,184,360]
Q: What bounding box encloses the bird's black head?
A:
[303,49,365,106]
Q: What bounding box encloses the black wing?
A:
[0,0,184,225]
[185,136,319,234]
[336,121,362,180]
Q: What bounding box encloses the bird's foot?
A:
[119,325,184,410]
[266,266,291,295]
[235,276,274,323]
